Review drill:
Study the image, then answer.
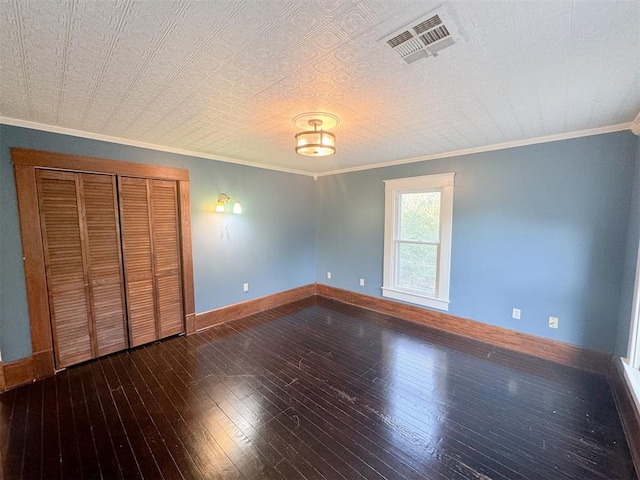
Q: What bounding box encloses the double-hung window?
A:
[382,173,455,310]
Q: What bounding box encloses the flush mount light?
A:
[293,112,339,157]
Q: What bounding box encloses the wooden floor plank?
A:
[138,344,245,479]
[6,383,29,479]
[21,381,43,480]
[215,308,520,480]
[156,339,286,480]
[40,377,61,480]
[99,355,164,479]
[0,297,635,479]
[108,354,185,479]
[86,360,142,480]
[55,373,83,479]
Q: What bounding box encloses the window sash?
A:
[394,240,441,297]
[392,188,443,296]
[383,173,454,311]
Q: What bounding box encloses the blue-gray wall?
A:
[1,124,638,362]
[316,131,639,354]
[0,124,316,362]
[616,134,640,356]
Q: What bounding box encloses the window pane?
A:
[399,192,440,242]
[397,243,438,296]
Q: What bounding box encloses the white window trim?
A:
[627,237,640,368]
[382,173,455,311]
[622,234,640,414]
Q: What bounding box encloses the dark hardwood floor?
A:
[0,297,635,479]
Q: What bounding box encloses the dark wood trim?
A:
[178,180,196,333]
[11,148,189,181]
[0,362,5,391]
[2,356,34,390]
[196,284,317,331]
[317,284,611,376]
[185,313,196,335]
[32,349,55,380]
[14,163,55,377]
[12,148,194,377]
[610,357,640,476]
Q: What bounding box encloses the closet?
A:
[13,149,195,375]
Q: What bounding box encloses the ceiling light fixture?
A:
[293,112,340,157]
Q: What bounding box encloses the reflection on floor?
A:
[0,296,635,479]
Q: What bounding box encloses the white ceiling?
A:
[1,0,639,176]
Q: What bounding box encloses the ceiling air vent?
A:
[382,6,462,65]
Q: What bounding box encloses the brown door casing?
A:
[12,149,195,378]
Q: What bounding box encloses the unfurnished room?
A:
[1,0,640,479]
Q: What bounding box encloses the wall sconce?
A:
[215,193,242,214]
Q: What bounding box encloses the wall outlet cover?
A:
[512,308,521,320]
[549,316,559,329]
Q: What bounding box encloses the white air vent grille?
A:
[388,31,413,48]
[413,15,442,34]
[420,25,450,45]
[381,6,462,65]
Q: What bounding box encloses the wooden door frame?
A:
[12,148,196,379]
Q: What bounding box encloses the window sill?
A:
[382,287,449,311]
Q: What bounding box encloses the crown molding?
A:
[631,111,640,136]
[0,117,315,177]
[315,122,634,177]
[1,116,635,178]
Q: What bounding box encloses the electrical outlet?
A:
[327,272,331,279]
[243,283,249,292]
[512,308,521,320]
[549,316,559,329]
[359,278,365,286]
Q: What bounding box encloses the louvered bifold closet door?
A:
[119,177,158,347]
[37,170,127,368]
[150,180,184,338]
[81,174,128,356]
[119,177,184,347]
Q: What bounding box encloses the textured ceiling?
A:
[1,0,639,175]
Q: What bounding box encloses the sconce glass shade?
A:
[216,193,230,212]
[295,129,336,156]
[215,193,241,213]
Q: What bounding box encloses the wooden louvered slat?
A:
[150,180,184,338]
[81,174,128,356]
[156,275,184,337]
[36,170,92,368]
[119,177,158,347]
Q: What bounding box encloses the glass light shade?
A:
[215,202,225,213]
[295,130,336,156]
[232,201,242,214]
